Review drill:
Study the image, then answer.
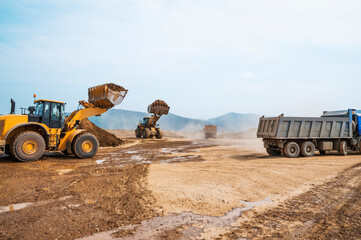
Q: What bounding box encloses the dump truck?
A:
[0,83,128,162]
[204,125,217,139]
[257,109,361,158]
[135,100,170,139]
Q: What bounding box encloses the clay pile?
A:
[78,118,123,147]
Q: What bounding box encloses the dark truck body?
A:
[204,125,217,139]
[257,109,361,158]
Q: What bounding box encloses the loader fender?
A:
[58,129,85,152]
[4,123,48,143]
[66,129,86,153]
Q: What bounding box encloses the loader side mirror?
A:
[28,106,36,114]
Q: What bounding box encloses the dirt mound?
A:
[78,118,123,147]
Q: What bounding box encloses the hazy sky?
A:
[1,0,360,119]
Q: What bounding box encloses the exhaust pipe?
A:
[10,99,15,114]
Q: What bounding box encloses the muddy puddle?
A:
[81,199,272,240]
[94,140,214,166]
[0,196,72,214]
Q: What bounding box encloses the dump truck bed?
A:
[257,116,352,139]
[204,125,217,133]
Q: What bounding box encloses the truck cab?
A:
[322,109,361,136]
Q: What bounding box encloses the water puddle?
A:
[0,196,72,214]
[80,198,272,240]
[125,151,138,154]
[96,160,106,164]
[159,155,201,164]
[56,169,73,175]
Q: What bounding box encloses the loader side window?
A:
[49,103,65,129]
[40,102,51,127]
[44,102,50,117]
[51,104,60,120]
[36,103,44,116]
[143,118,149,127]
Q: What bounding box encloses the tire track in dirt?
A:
[0,140,212,240]
[221,163,361,239]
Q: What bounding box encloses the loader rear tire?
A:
[135,127,142,138]
[143,128,151,138]
[300,141,315,157]
[10,131,45,162]
[72,133,99,159]
[156,129,163,139]
[284,142,300,158]
[338,141,348,156]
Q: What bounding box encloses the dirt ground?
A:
[0,130,360,239]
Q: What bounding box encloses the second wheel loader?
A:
[135,100,170,139]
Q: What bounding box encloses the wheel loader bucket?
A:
[147,100,170,115]
[88,83,128,109]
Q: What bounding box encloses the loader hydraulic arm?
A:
[58,83,128,151]
[146,115,160,128]
[64,106,107,131]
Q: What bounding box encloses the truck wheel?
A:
[10,131,45,162]
[284,142,300,158]
[156,129,163,139]
[266,148,281,156]
[143,128,151,138]
[300,141,316,157]
[266,148,271,155]
[135,127,142,138]
[71,133,99,159]
[338,141,348,156]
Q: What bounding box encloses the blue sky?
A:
[0,0,360,119]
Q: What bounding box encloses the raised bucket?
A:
[88,83,128,109]
[147,100,170,115]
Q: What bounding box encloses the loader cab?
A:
[33,100,65,129]
[142,117,150,127]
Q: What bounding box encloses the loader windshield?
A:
[143,117,149,127]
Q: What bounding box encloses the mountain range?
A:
[89,109,260,132]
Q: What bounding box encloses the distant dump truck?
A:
[204,125,217,139]
[257,109,361,158]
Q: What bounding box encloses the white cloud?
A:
[0,0,361,118]
[242,72,255,78]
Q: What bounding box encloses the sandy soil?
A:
[0,132,360,239]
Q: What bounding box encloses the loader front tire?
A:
[143,128,151,138]
[72,133,99,159]
[156,129,163,139]
[135,127,142,138]
[11,131,45,162]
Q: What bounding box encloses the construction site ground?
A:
[0,130,360,239]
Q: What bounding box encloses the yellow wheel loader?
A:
[0,83,128,162]
[135,100,170,139]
